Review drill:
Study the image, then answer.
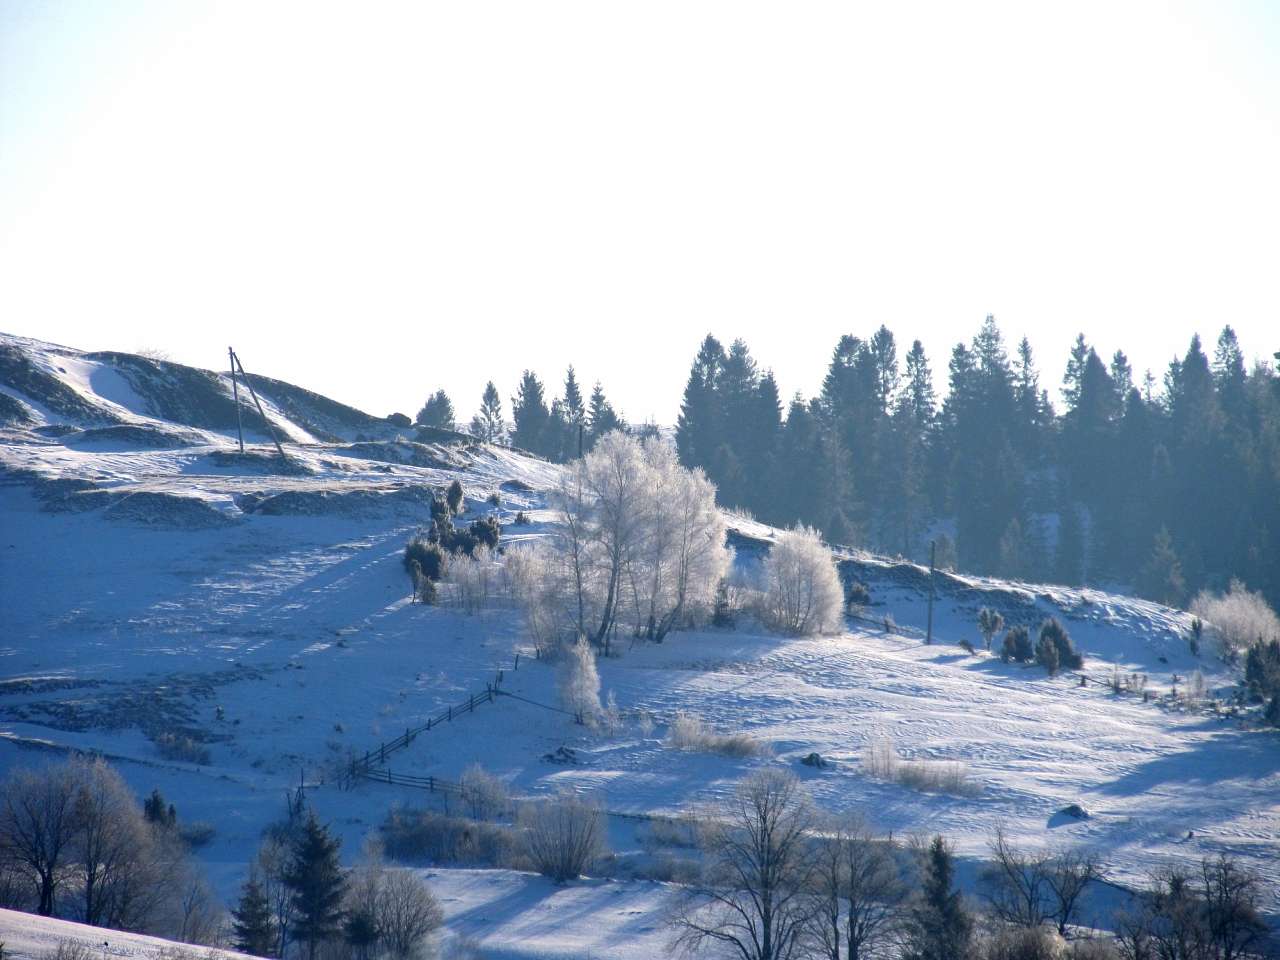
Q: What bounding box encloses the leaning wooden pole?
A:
[229,347,245,454]
[230,349,287,460]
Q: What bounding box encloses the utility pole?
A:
[229,348,286,460]
[229,347,244,454]
[926,539,936,645]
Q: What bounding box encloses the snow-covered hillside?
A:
[0,909,265,960]
[2,332,1276,954]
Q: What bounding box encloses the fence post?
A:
[448,705,452,722]
[429,776,434,793]
[514,653,520,671]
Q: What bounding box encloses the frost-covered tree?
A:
[518,431,730,653]
[759,526,845,636]
[634,439,731,642]
[1191,579,1280,661]
[558,636,602,725]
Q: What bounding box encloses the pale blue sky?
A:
[2,1,1278,424]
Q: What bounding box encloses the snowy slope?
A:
[1,331,1276,948]
[0,908,265,960]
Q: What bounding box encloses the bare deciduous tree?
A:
[1046,847,1104,937]
[981,827,1052,929]
[519,791,606,883]
[0,763,80,915]
[672,769,816,960]
[378,869,445,959]
[811,814,907,960]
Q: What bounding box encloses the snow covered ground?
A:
[0,908,264,960]
[2,332,1277,954]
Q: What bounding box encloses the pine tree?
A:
[1036,634,1060,675]
[1140,526,1185,607]
[231,873,277,957]
[416,390,455,430]
[469,382,505,444]
[903,836,972,960]
[285,812,346,960]
[510,370,550,455]
[1055,500,1085,587]
[675,334,725,470]
[586,381,622,450]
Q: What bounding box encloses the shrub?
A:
[458,764,510,821]
[1191,580,1280,661]
[665,711,770,758]
[405,536,448,582]
[448,546,496,615]
[179,820,217,848]
[44,943,95,960]
[862,737,977,796]
[512,510,531,525]
[1036,635,1060,675]
[153,732,212,765]
[759,525,845,636]
[429,495,451,523]
[380,807,519,867]
[978,608,1005,650]
[1039,618,1082,670]
[445,479,465,515]
[1001,625,1033,663]
[469,516,501,552]
[1244,640,1280,701]
[978,926,1065,960]
[845,580,871,609]
[519,791,607,882]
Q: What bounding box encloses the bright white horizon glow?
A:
[2,1,1278,425]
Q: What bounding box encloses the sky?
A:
[1,1,1278,426]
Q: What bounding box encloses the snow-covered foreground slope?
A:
[0,908,264,960]
[2,331,1277,949]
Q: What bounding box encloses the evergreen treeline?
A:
[674,320,1280,608]
[419,368,629,462]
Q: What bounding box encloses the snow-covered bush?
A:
[448,545,497,615]
[758,525,845,636]
[557,636,602,725]
[519,791,607,883]
[458,763,510,821]
[505,431,731,652]
[1191,580,1280,660]
[664,711,770,758]
[862,737,977,796]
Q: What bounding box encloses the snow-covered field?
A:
[2,332,1277,954]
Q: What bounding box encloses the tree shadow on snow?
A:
[1093,727,1280,797]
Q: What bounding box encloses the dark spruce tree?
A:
[675,334,726,472]
[510,370,551,456]
[586,381,622,450]
[903,836,972,960]
[285,812,347,960]
[231,873,277,957]
[416,389,456,430]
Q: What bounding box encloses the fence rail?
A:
[344,667,510,786]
